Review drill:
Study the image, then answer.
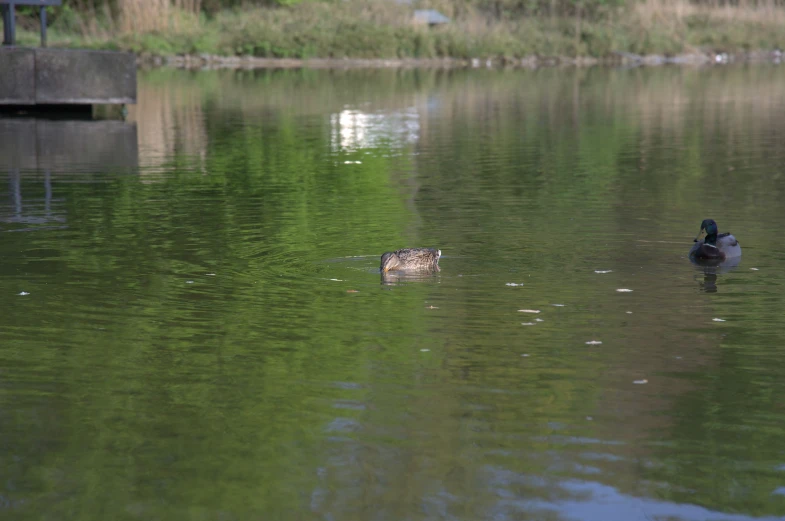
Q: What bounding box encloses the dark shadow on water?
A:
[690,256,741,293]
[0,117,138,232]
[0,118,138,173]
[0,105,94,119]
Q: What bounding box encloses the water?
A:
[1,65,785,520]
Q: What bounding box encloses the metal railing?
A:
[1,0,62,47]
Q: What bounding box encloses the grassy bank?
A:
[14,0,785,60]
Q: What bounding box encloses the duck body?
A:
[380,248,441,272]
[689,219,741,261]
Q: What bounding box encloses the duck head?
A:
[694,218,719,246]
[380,252,400,272]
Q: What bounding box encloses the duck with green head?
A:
[689,219,741,261]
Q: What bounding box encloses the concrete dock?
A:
[0,47,136,106]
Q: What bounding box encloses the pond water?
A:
[1,65,785,520]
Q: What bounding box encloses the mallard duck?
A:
[380,248,441,272]
[689,219,741,261]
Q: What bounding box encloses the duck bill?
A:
[694,229,707,242]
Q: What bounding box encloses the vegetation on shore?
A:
[14,0,785,60]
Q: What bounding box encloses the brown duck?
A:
[380,248,441,272]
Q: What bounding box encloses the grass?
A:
[14,0,785,60]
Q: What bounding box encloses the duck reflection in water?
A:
[380,248,441,285]
[691,251,742,293]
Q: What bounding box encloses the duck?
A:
[380,248,441,272]
[689,219,741,261]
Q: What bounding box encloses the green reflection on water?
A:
[1,65,784,520]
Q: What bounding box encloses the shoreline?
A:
[138,50,785,70]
